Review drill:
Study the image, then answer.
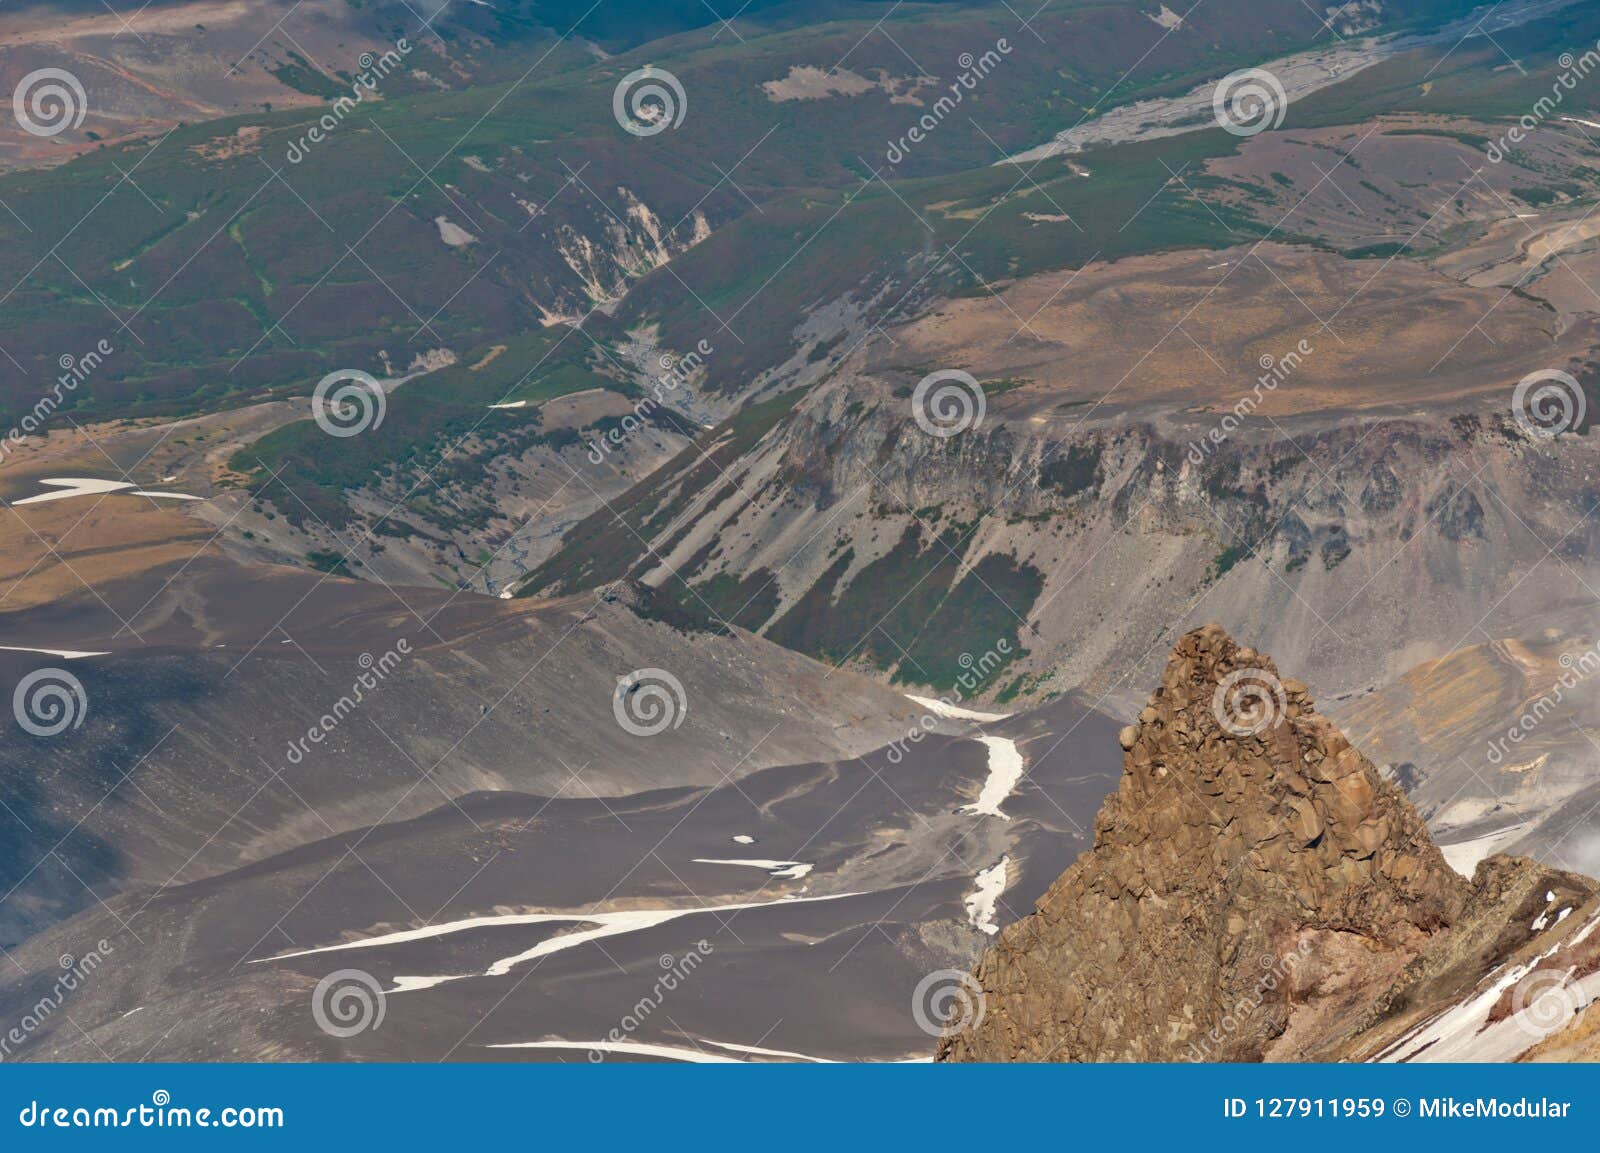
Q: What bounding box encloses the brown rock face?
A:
[937,624,1470,1062]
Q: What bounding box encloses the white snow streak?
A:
[965,857,1011,935]
[959,735,1026,819]
[904,694,1013,723]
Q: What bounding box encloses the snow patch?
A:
[489,1040,738,1062]
[1438,823,1530,876]
[11,478,136,505]
[1566,909,1600,949]
[9,478,201,505]
[702,1038,833,1062]
[256,891,864,990]
[904,694,1012,723]
[958,735,1026,820]
[693,858,814,879]
[965,856,1011,935]
[0,646,109,659]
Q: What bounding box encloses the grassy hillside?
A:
[0,0,1480,429]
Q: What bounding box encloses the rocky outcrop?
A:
[937,625,1600,1062]
[540,345,1600,710]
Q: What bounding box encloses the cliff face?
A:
[537,349,1600,707]
[937,625,1600,1062]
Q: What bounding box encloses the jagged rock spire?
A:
[937,624,1467,1062]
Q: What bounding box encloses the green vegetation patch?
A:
[232,329,624,530]
[766,521,1040,691]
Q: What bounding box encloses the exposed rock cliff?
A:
[937,625,1600,1062]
